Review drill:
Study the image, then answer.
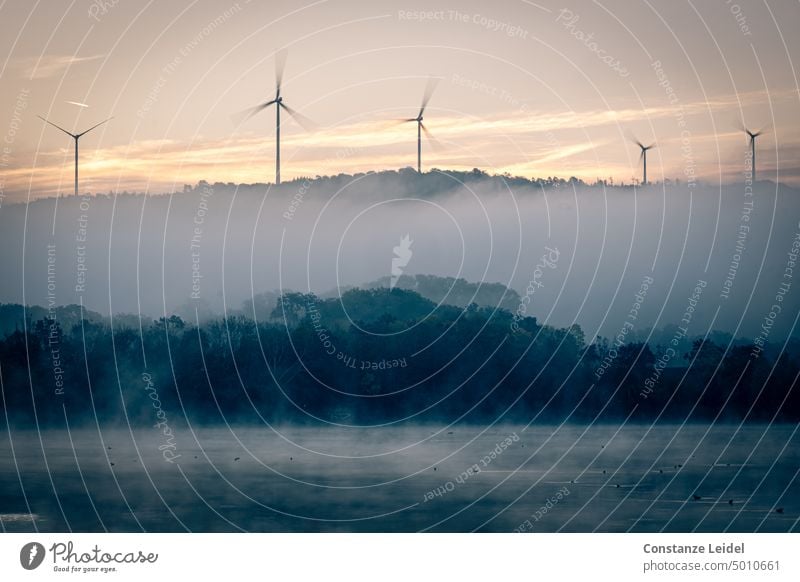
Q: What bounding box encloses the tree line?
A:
[1,287,798,427]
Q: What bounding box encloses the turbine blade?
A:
[420,122,443,151]
[639,149,644,163]
[279,102,316,132]
[738,122,758,139]
[418,77,440,117]
[232,100,276,126]
[625,130,643,149]
[39,115,76,138]
[77,117,113,137]
[275,48,288,93]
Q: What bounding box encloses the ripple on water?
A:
[0,513,38,522]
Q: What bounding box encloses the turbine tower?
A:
[39,115,112,197]
[633,139,655,185]
[744,127,763,183]
[402,78,439,173]
[236,50,314,185]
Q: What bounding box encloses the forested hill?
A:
[2,287,798,427]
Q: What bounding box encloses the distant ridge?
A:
[6,167,791,205]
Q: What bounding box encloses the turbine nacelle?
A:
[741,124,766,183]
[634,139,655,156]
[744,128,763,141]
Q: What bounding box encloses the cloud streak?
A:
[16,54,104,80]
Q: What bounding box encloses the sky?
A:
[1,0,799,201]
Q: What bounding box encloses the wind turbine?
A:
[633,139,655,185]
[743,127,763,183]
[39,115,112,197]
[401,78,439,173]
[235,50,314,185]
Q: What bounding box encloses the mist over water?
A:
[2,172,798,341]
[2,424,798,532]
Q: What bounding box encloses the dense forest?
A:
[1,285,798,427]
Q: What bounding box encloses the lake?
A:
[1,424,797,532]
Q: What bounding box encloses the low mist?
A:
[1,169,797,341]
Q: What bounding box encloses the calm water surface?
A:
[1,424,797,532]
